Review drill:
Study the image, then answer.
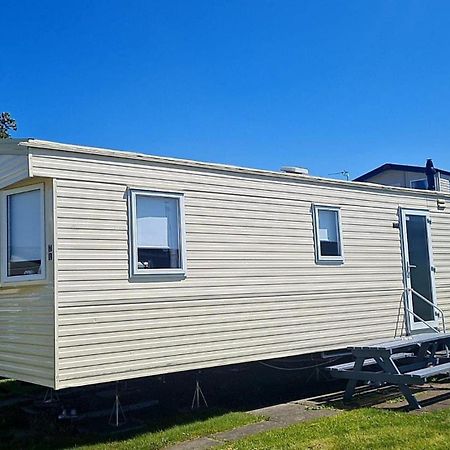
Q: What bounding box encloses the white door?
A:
[400,209,438,333]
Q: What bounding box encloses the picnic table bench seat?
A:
[328,352,414,372]
[327,332,450,409]
[406,361,450,379]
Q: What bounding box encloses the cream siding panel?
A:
[0,154,29,189]
[439,177,450,193]
[0,178,56,388]
[430,208,450,321]
[0,286,54,386]
[28,150,450,389]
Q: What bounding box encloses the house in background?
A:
[354,159,450,192]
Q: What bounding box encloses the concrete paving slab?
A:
[301,380,450,412]
[250,402,338,425]
[166,401,340,450]
[212,420,279,442]
[372,382,450,412]
[165,436,219,450]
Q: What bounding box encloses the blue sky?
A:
[2,1,450,179]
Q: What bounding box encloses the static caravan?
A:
[0,138,449,391]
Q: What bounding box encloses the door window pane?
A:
[7,189,43,277]
[405,214,434,322]
[317,209,342,257]
[135,195,181,270]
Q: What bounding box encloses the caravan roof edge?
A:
[18,138,450,199]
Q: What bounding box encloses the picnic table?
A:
[327,333,450,409]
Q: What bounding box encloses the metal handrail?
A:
[407,288,447,334]
[403,304,441,334]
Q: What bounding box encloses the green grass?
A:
[0,379,263,450]
[74,411,263,450]
[0,402,262,450]
[219,407,450,450]
[3,377,450,450]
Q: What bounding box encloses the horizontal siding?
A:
[0,154,29,189]
[430,209,450,322]
[440,178,450,193]
[0,286,54,387]
[28,150,450,388]
[0,178,55,388]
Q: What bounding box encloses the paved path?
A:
[165,402,339,450]
[166,381,450,450]
[304,381,450,412]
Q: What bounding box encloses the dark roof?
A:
[354,163,450,182]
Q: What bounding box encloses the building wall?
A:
[0,154,30,189]
[439,175,450,193]
[360,169,450,192]
[361,170,431,188]
[28,149,450,389]
[0,178,55,388]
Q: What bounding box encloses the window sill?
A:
[129,270,187,283]
[315,258,345,266]
[0,277,49,288]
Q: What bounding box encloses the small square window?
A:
[313,205,344,263]
[129,190,186,277]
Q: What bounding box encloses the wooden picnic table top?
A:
[348,333,450,352]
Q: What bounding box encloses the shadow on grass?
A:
[0,358,346,450]
[305,377,450,413]
[0,400,254,450]
[0,378,41,398]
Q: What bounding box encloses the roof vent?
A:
[281,166,309,175]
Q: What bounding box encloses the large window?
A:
[129,190,186,277]
[1,185,46,282]
[313,205,344,263]
[410,179,428,190]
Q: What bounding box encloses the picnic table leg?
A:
[417,342,432,360]
[398,384,421,409]
[343,357,365,402]
[377,356,421,410]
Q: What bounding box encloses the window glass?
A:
[410,179,427,190]
[7,189,43,277]
[135,195,181,270]
[318,209,341,257]
[313,206,343,262]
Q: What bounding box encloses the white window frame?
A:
[128,189,187,278]
[312,204,344,264]
[1,183,47,283]
[410,178,428,190]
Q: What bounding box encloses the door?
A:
[400,209,438,333]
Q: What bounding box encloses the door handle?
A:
[409,264,417,268]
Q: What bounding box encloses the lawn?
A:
[74,411,262,450]
[3,377,450,450]
[1,407,262,450]
[0,380,263,450]
[219,407,450,450]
